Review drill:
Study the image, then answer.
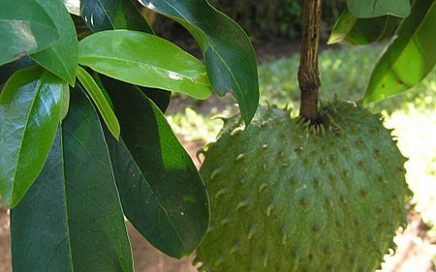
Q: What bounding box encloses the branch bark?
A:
[298,0,322,121]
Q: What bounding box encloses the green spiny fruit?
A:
[195,101,411,272]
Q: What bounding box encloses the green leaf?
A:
[60,83,70,121]
[0,0,60,66]
[80,0,171,111]
[63,85,134,271]
[0,57,34,86]
[11,86,134,271]
[347,0,411,18]
[30,0,78,85]
[11,130,74,272]
[100,75,171,113]
[363,0,436,104]
[104,86,209,258]
[328,8,400,45]
[76,66,120,139]
[80,0,153,33]
[0,66,62,207]
[78,30,211,99]
[138,0,259,124]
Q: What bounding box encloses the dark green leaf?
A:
[80,0,170,111]
[363,0,436,104]
[347,0,411,18]
[11,86,134,271]
[11,130,74,272]
[80,0,153,33]
[328,8,400,45]
[0,0,60,66]
[138,0,259,124]
[63,85,133,271]
[105,86,209,258]
[100,75,171,113]
[59,83,70,121]
[76,66,120,138]
[0,56,34,86]
[0,67,62,207]
[79,30,211,99]
[30,0,78,85]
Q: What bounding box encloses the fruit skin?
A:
[195,101,412,272]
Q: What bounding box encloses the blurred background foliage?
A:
[151,0,346,41]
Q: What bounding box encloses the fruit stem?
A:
[298,0,322,121]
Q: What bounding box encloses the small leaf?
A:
[59,83,70,121]
[78,30,212,99]
[105,86,209,258]
[0,67,62,207]
[80,0,153,33]
[76,66,120,138]
[328,8,400,45]
[0,57,34,86]
[30,0,78,85]
[347,0,411,18]
[363,0,436,104]
[0,0,60,66]
[11,86,134,271]
[138,0,259,124]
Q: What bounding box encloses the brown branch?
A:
[298,0,322,121]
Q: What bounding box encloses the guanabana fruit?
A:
[195,101,411,272]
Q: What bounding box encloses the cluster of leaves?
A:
[0,0,258,270]
[329,0,435,104]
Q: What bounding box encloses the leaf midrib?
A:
[79,55,210,87]
[159,0,249,119]
[118,138,188,253]
[11,76,43,204]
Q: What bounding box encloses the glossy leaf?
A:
[11,130,74,272]
[138,0,259,124]
[76,66,120,138]
[328,8,400,45]
[30,0,78,85]
[0,67,62,207]
[347,0,411,18]
[59,83,70,121]
[100,75,170,113]
[11,86,134,271]
[104,86,209,258]
[80,0,153,33]
[363,0,436,104]
[78,30,211,99]
[0,57,34,86]
[80,0,171,111]
[63,85,133,271]
[0,0,60,66]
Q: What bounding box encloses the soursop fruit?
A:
[195,101,411,272]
